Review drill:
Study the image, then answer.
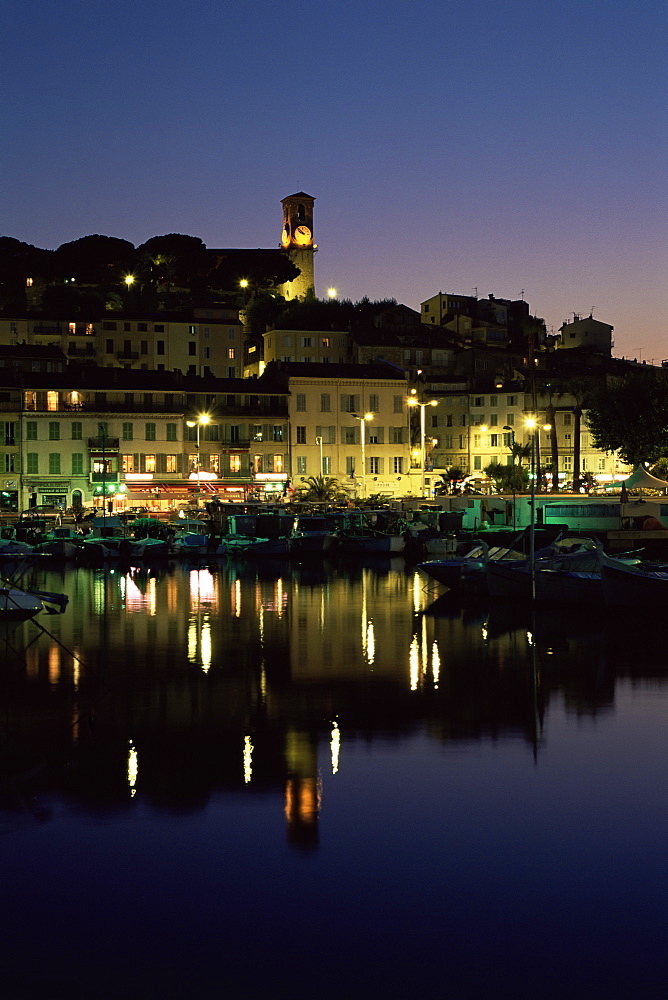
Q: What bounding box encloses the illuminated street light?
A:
[124,274,135,289]
[351,412,373,497]
[186,414,211,506]
[407,398,438,497]
[327,287,337,299]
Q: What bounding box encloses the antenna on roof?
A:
[520,289,525,300]
[590,306,596,316]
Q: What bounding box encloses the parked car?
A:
[20,504,64,521]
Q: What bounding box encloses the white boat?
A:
[418,540,523,593]
[486,536,603,602]
[0,585,43,619]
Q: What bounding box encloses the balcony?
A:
[68,345,97,357]
[88,437,120,449]
[91,472,119,484]
[32,324,62,335]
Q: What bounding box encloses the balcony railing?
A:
[88,437,120,449]
[91,472,119,484]
[117,350,139,360]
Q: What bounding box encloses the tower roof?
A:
[282,192,315,202]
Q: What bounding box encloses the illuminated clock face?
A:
[293,225,312,246]
[281,225,291,248]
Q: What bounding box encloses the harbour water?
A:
[1,557,667,998]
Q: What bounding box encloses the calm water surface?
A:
[1,557,667,999]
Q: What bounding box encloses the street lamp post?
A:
[186,414,211,506]
[407,398,438,497]
[315,435,323,476]
[503,425,516,529]
[351,413,373,497]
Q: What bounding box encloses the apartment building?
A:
[275,362,413,495]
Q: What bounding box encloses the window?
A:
[320,393,330,412]
[209,454,220,475]
[507,395,516,406]
[166,455,177,473]
[393,457,403,474]
[341,394,360,413]
[346,456,355,477]
[122,455,135,473]
[431,415,438,428]
[154,324,164,333]
[474,456,482,470]
[71,422,82,440]
[47,391,58,411]
[229,426,240,443]
[273,455,284,474]
[490,434,499,447]
[369,394,379,412]
[296,393,306,411]
[446,415,453,427]
[300,337,312,347]
[564,433,572,443]
[3,422,15,446]
[49,453,61,474]
[490,395,498,406]
[490,414,498,426]
[26,421,37,441]
[343,427,357,445]
[72,453,84,475]
[273,426,283,442]
[228,348,235,359]
[157,340,165,355]
[369,457,381,474]
[563,413,572,426]
[27,453,38,474]
[145,455,156,473]
[506,414,514,426]
[166,423,177,441]
[102,321,117,331]
[322,456,331,475]
[3,454,14,473]
[49,421,60,441]
[296,426,306,444]
[122,422,133,441]
[321,337,330,347]
[145,423,156,441]
[297,456,307,475]
[106,339,114,353]
[393,396,403,413]
[252,425,263,441]
[189,342,197,356]
[230,455,241,473]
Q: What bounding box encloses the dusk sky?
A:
[3,1,665,360]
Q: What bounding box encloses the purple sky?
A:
[3,0,665,360]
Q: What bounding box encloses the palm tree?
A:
[510,442,532,466]
[435,466,465,494]
[292,475,349,504]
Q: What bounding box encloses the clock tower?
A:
[280,192,316,301]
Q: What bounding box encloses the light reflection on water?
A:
[0,558,667,997]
